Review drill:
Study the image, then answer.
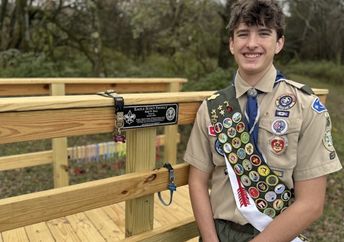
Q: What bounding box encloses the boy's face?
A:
[229,23,284,79]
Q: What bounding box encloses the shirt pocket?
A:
[258,118,302,171]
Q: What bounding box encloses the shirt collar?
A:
[234,65,277,98]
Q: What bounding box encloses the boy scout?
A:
[184,0,342,241]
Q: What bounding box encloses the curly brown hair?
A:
[227,0,285,39]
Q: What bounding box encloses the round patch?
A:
[214,122,223,133]
[248,187,260,199]
[323,130,335,151]
[234,164,244,176]
[263,208,276,218]
[241,175,251,187]
[250,155,262,166]
[273,199,284,210]
[241,132,250,144]
[275,94,296,110]
[249,171,260,182]
[218,133,228,143]
[223,143,232,154]
[266,175,279,186]
[227,127,237,138]
[215,140,224,156]
[236,122,245,133]
[281,190,292,202]
[223,117,233,128]
[258,165,270,177]
[232,112,242,123]
[232,137,241,149]
[237,148,246,159]
[228,153,238,164]
[242,159,252,171]
[271,119,288,135]
[265,191,277,202]
[256,198,268,210]
[257,181,268,192]
[245,143,254,155]
[270,136,288,154]
[274,184,286,194]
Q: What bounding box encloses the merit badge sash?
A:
[207,85,308,242]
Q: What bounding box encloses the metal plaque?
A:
[122,103,178,129]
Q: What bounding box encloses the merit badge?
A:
[241,132,250,144]
[245,143,254,155]
[237,148,246,159]
[281,190,292,201]
[223,143,232,154]
[241,175,251,187]
[273,199,284,211]
[312,97,327,114]
[264,208,276,218]
[249,187,260,199]
[227,127,237,138]
[257,181,268,192]
[228,153,238,164]
[266,175,279,186]
[223,117,233,128]
[242,159,252,171]
[236,122,246,133]
[258,165,270,177]
[323,130,335,151]
[215,140,224,156]
[232,112,242,123]
[275,94,296,110]
[234,164,244,176]
[250,154,262,166]
[232,137,241,149]
[274,184,286,194]
[265,191,277,202]
[249,171,260,182]
[208,125,216,137]
[270,136,288,154]
[218,133,228,143]
[256,198,268,210]
[271,119,288,135]
[275,110,290,118]
[214,122,223,133]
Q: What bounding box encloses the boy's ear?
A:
[229,37,234,54]
[275,36,285,54]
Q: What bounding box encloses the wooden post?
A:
[50,83,69,187]
[164,82,180,165]
[125,127,156,237]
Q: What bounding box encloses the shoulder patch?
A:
[284,79,314,95]
[312,97,327,113]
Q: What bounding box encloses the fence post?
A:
[164,82,180,165]
[50,83,69,187]
[125,127,156,237]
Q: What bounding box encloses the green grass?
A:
[288,74,344,242]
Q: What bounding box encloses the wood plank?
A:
[104,204,126,236]
[66,213,105,242]
[0,163,189,232]
[24,222,55,242]
[85,208,123,241]
[0,151,52,171]
[46,217,81,242]
[0,102,199,145]
[120,217,198,242]
[125,128,156,237]
[2,227,29,242]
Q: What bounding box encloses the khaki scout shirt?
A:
[184,65,342,225]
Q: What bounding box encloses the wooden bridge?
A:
[0,78,329,241]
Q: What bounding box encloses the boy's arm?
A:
[189,165,219,242]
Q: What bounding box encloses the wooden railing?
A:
[0,88,329,241]
[0,78,186,188]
